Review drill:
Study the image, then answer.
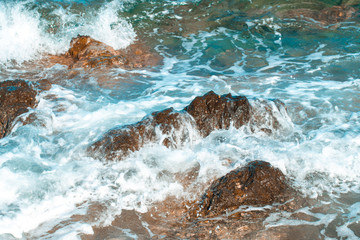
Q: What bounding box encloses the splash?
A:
[0,0,136,66]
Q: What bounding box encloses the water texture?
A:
[0,0,360,239]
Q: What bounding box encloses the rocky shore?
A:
[0,78,303,238]
[81,91,305,239]
[1,1,359,235]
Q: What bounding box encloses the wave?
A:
[0,0,136,65]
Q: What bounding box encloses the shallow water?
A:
[0,0,360,239]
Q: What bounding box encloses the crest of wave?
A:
[0,0,136,65]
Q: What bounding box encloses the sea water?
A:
[0,0,360,239]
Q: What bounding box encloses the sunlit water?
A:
[0,0,360,239]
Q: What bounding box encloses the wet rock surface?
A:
[188,160,294,219]
[77,160,351,240]
[185,91,251,137]
[82,160,302,240]
[90,107,194,160]
[147,161,304,239]
[49,35,162,70]
[0,79,50,139]
[89,91,292,161]
[90,91,256,161]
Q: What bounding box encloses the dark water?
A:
[0,0,360,239]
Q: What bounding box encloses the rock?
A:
[79,161,303,239]
[278,6,355,25]
[89,108,196,160]
[67,35,117,61]
[89,91,252,161]
[188,161,294,218]
[89,91,289,161]
[50,35,162,69]
[0,79,50,138]
[184,91,251,137]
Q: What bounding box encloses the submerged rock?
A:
[89,91,290,161]
[0,79,50,138]
[168,0,356,35]
[50,35,162,70]
[278,5,356,25]
[188,160,294,219]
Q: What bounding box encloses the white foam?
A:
[0,7,360,238]
[0,169,24,209]
[0,0,136,66]
[74,1,136,50]
[0,80,359,238]
[0,2,50,64]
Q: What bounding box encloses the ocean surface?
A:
[0,0,360,239]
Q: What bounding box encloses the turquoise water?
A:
[0,0,360,238]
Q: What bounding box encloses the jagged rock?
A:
[67,35,118,61]
[188,160,294,219]
[184,91,251,137]
[90,108,195,160]
[0,79,50,138]
[89,91,289,161]
[50,35,162,69]
[89,91,252,161]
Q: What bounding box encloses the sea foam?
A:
[0,0,136,66]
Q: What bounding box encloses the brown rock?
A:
[119,42,163,69]
[89,108,195,160]
[89,91,252,161]
[89,91,288,161]
[249,98,291,135]
[0,80,48,138]
[184,91,251,137]
[48,35,162,70]
[67,35,118,61]
[189,161,294,219]
[78,161,303,239]
[67,35,125,69]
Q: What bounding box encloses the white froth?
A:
[0,0,136,65]
[0,4,360,238]
[0,169,24,209]
[0,2,50,64]
[77,1,137,50]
